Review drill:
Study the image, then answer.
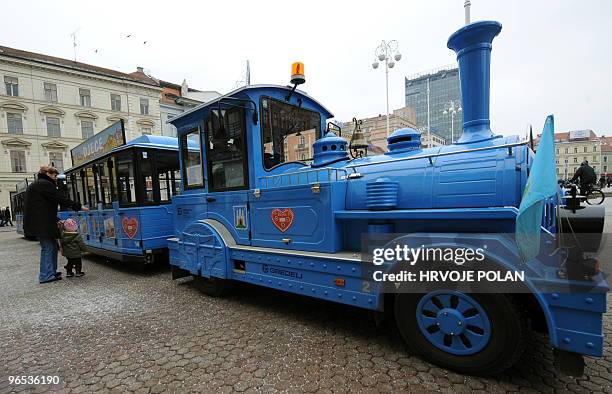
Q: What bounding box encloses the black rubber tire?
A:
[585,189,605,205]
[193,276,233,297]
[394,293,528,375]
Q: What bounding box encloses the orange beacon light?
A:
[291,62,305,85]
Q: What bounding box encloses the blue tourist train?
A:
[166,20,608,375]
[58,121,183,263]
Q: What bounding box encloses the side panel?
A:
[206,191,250,246]
[139,205,174,250]
[248,183,344,253]
[116,207,143,255]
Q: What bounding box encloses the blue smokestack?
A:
[447,21,502,144]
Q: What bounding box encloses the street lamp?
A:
[371,40,401,137]
[442,100,462,144]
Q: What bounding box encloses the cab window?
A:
[180,128,203,189]
[205,107,248,191]
[260,97,321,169]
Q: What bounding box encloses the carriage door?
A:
[204,106,250,245]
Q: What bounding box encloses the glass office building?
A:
[405,65,462,144]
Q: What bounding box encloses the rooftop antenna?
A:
[70,27,81,61]
[464,0,471,24]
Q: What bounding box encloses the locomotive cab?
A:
[170,84,346,254]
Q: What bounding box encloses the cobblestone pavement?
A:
[0,230,611,393]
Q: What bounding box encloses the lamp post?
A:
[372,40,401,137]
[442,100,462,144]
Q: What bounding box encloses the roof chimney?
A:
[136,66,144,73]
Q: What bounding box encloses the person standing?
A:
[24,166,88,284]
[4,207,13,226]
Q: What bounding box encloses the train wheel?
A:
[193,276,233,297]
[394,291,527,375]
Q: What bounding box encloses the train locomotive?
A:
[167,20,607,375]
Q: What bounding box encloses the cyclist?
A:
[571,160,596,196]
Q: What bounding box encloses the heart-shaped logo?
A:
[271,208,294,233]
[122,216,139,239]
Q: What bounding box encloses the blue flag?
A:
[516,115,557,262]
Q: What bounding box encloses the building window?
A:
[141,127,151,135]
[111,94,121,111]
[584,146,587,153]
[573,157,578,163]
[79,88,91,107]
[573,147,577,154]
[140,98,149,115]
[556,149,559,155]
[594,146,597,152]
[299,135,305,145]
[46,116,61,137]
[7,112,23,134]
[565,148,568,154]
[4,76,18,96]
[44,82,58,102]
[593,156,597,162]
[605,156,608,162]
[49,152,64,172]
[605,166,608,172]
[10,150,26,173]
[81,120,94,139]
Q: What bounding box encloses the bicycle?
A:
[560,180,605,205]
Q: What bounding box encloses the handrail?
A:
[258,167,349,188]
[347,140,529,170]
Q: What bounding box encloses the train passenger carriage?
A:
[58,120,182,263]
[166,20,608,376]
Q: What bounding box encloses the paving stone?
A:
[0,231,611,393]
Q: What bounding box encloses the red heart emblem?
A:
[271,208,294,233]
[122,216,139,239]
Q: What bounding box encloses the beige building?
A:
[0,45,163,209]
[534,130,608,179]
[340,106,445,152]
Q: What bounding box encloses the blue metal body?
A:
[59,135,181,263]
[167,20,607,360]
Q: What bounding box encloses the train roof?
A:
[168,84,334,126]
[63,135,183,174]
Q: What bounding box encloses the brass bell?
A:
[349,118,368,158]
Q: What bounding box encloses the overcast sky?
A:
[3,0,611,137]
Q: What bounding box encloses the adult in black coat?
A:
[4,207,12,226]
[24,166,89,283]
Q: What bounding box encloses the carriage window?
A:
[156,151,180,203]
[116,151,136,206]
[260,97,321,169]
[205,107,248,191]
[139,150,155,204]
[75,172,85,206]
[181,128,203,188]
[84,167,97,206]
[96,161,112,207]
[109,157,118,203]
